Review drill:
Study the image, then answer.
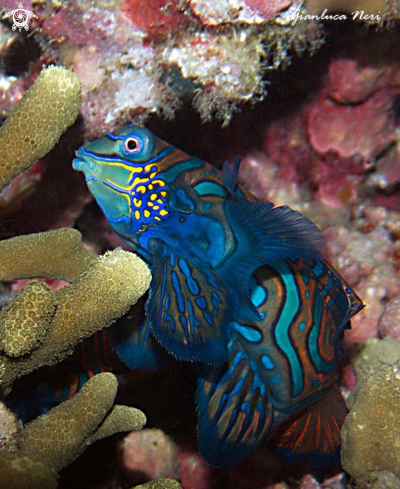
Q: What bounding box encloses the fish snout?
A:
[72,148,94,174]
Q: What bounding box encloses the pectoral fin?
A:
[146,244,230,363]
[113,298,170,371]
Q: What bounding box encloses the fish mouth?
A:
[72,148,89,171]
[72,148,86,171]
[72,148,98,185]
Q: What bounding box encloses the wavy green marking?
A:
[272,261,303,397]
[194,181,227,198]
[308,293,335,374]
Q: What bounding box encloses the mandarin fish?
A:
[72,125,326,363]
[69,125,364,467]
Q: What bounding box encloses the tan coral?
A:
[341,361,400,486]
[0,374,146,488]
[0,228,97,283]
[88,405,146,445]
[0,281,54,357]
[0,66,81,192]
[0,402,22,451]
[132,479,183,489]
[351,337,400,384]
[0,248,151,388]
[0,451,58,489]
[20,373,146,472]
[0,65,152,486]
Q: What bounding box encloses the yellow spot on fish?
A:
[160,191,167,197]
[145,163,157,172]
[150,172,157,178]
[147,202,153,207]
[135,210,140,220]
[144,209,151,218]
[152,179,166,188]
[130,176,150,190]
[133,198,142,207]
[148,184,154,190]
[159,209,168,216]
[137,185,146,193]
[157,199,163,204]
[155,216,161,221]
[153,205,160,210]
[150,193,157,201]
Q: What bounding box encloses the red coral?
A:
[307,88,398,174]
[260,31,400,208]
[178,446,211,489]
[245,0,293,21]
[263,112,316,185]
[327,57,400,104]
[40,4,88,47]
[121,0,192,41]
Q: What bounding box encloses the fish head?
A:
[73,125,170,225]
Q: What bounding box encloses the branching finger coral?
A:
[0,66,81,193]
[0,281,54,357]
[20,372,146,471]
[0,228,97,283]
[0,248,151,389]
[0,63,151,390]
[132,479,183,489]
[0,373,147,489]
[0,63,155,487]
[0,450,58,489]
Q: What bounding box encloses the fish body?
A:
[73,125,326,363]
[71,125,364,467]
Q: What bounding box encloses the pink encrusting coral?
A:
[261,31,400,209]
[121,0,190,36]
[119,429,181,482]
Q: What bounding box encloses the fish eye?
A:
[124,137,141,153]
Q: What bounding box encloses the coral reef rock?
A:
[341,352,400,487]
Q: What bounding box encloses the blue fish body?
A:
[69,125,364,468]
[73,125,326,363]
